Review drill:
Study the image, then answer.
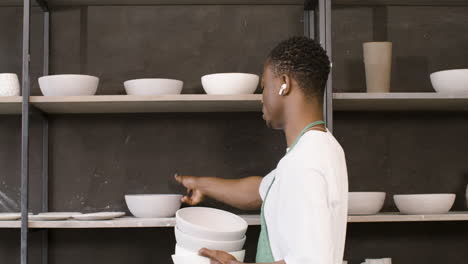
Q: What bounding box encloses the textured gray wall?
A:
[1,3,468,264]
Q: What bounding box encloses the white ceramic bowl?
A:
[348,192,386,215]
[38,74,99,96]
[0,73,20,96]
[201,73,259,95]
[176,207,248,241]
[430,69,468,94]
[174,244,245,260]
[394,194,456,215]
[172,249,245,264]
[174,227,246,252]
[124,78,183,95]
[125,194,182,218]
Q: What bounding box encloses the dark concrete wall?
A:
[1,3,468,264]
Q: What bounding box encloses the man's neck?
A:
[284,103,325,148]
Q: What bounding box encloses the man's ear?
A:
[280,74,292,95]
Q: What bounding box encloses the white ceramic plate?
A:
[0,213,21,221]
[72,212,125,221]
[29,214,73,221]
[36,212,82,219]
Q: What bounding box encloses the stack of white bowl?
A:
[172,207,248,264]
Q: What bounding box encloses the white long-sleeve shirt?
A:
[259,130,348,264]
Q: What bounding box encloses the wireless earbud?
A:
[279,83,287,95]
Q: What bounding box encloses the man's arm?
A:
[175,175,263,210]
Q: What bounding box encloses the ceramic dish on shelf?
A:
[201,73,259,95]
[0,213,21,221]
[348,192,386,215]
[125,194,182,218]
[394,194,456,215]
[71,212,125,221]
[38,74,99,96]
[38,212,82,218]
[430,69,468,94]
[29,214,74,221]
[124,78,183,95]
[0,73,20,96]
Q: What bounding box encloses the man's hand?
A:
[175,174,206,205]
[199,248,240,264]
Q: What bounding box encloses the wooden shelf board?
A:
[333,0,468,6]
[348,212,468,222]
[2,212,468,229]
[333,93,468,111]
[0,96,22,115]
[29,95,263,114]
[0,0,303,6]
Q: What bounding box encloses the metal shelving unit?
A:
[3,0,465,264]
[11,1,329,264]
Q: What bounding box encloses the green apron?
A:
[256,120,325,263]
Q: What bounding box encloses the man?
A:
[175,36,348,264]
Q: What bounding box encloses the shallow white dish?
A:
[394,194,456,215]
[38,212,82,217]
[175,244,245,259]
[29,214,73,221]
[124,78,183,95]
[72,212,125,220]
[0,213,21,221]
[430,69,468,94]
[201,73,259,95]
[125,194,182,218]
[176,207,248,241]
[38,74,99,96]
[32,212,82,220]
[172,249,245,264]
[175,227,246,253]
[348,192,386,215]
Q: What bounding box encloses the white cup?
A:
[0,73,20,96]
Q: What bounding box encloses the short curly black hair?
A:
[267,36,330,101]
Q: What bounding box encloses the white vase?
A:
[0,73,20,96]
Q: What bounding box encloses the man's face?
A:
[261,64,284,130]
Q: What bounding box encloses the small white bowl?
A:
[124,78,183,95]
[172,250,245,264]
[176,207,247,241]
[174,244,245,260]
[348,192,386,215]
[430,69,468,94]
[174,227,246,253]
[201,73,259,95]
[38,74,99,96]
[394,194,456,215]
[0,73,20,96]
[125,194,182,218]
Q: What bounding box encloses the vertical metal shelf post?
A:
[305,0,333,131]
[21,0,50,263]
[20,0,31,264]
